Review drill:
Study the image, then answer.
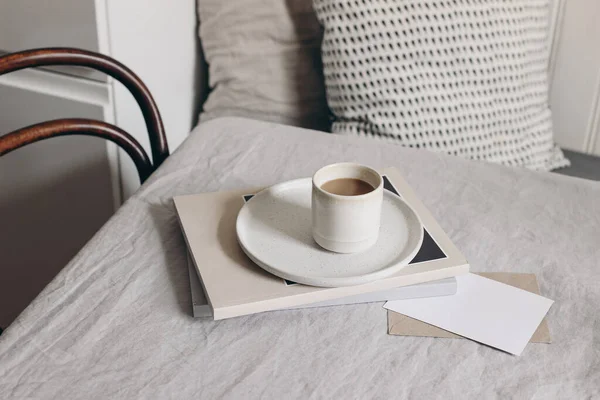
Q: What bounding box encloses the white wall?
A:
[104,0,201,198]
[549,0,600,156]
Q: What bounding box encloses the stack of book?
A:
[174,168,469,320]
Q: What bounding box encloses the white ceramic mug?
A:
[311,163,384,253]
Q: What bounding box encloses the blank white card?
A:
[384,273,554,356]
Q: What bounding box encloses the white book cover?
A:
[174,167,469,320]
[187,252,458,318]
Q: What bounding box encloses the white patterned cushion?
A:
[313,0,569,170]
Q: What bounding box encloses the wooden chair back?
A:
[0,48,169,182]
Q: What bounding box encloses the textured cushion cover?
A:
[313,0,569,170]
[198,0,330,131]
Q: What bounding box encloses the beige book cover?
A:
[174,167,469,320]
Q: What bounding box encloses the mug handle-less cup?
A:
[311,163,384,253]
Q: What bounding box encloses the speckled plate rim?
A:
[236,178,424,287]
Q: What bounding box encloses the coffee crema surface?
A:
[320,178,375,196]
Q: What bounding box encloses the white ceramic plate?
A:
[236,178,424,287]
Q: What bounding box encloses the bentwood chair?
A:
[0,48,170,334]
[0,48,169,182]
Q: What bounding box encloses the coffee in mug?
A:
[311,163,383,253]
[320,178,375,196]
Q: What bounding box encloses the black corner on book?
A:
[243,194,254,202]
[409,230,446,263]
[382,175,399,196]
[383,175,447,264]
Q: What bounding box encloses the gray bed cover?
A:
[1,117,599,399]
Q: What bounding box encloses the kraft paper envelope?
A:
[387,272,552,343]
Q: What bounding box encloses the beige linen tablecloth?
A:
[1,117,599,398]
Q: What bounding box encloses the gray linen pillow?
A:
[198,0,330,131]
[313,0,569,170]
